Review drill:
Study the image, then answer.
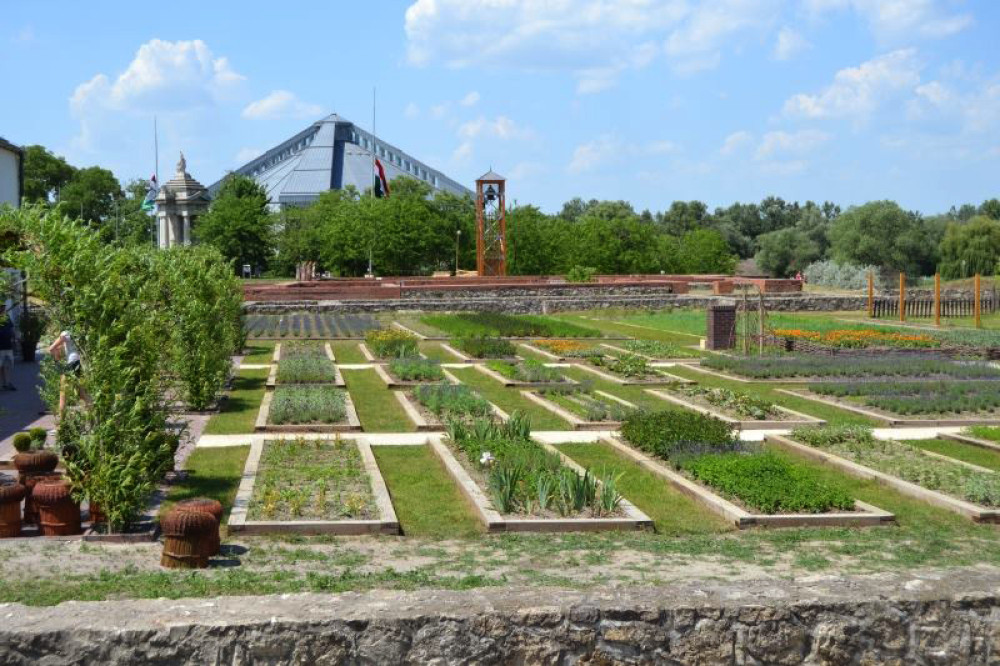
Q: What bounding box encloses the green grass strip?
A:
[903,438,1000,472]
[446,367,569,430]
[966,426,1000,443]
[419,341,462,363]
[163,446,251,523]
[342,368,415,432]
[204,368,268,435]
[555,442,730,535]
[241,341,275,364]
[373,445,483,538]
[330,341,367,363]
[550,313,702,349]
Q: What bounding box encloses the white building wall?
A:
[0,147,19,208]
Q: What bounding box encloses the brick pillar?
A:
[706,304,736,350]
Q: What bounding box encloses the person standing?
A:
[0,306,15,391]
[48,330,84,417]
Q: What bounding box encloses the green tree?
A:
[57,166,121,226]
[828,200,933,277]
[196,173,273,272]
[980,198,1000,221]
[678,229,737,274]
[22,145,76,203]
[754,227,821,277]
[939,216,1000,278]
[507,205,564,275]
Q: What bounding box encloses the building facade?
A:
[209,114,472,208]
[156,153,210,248]
[0,137,23,208]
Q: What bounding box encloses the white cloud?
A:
[404,102,420,118]
[646,140,678,155]
[773,27,810,61]
[459,91,480,107]
[430,103,449,119]
[914,80,952,105]
[242,90,322,120]
[755,129,831,158]
[568,135,622,173]
[235,147,263,164]
[783,49,921,119]
[457,115,533,141]
[664,0,779,74]
[451,141,474,164]
[71,39,244,115]
[804,0,972,40]
[719,130,754,155]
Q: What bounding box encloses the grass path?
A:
[373,445,482,537]
[330,341,367,364]
[555,442,730,535]
[419,341,462,363]
[904,438,1000,472]
[342,368,414,432]
[447,367,569,430]
[241,341,275,364]
[204,369,268,435]
[164,446,251,529]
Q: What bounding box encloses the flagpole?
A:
[368,86,376,277]
[154,115,159,186]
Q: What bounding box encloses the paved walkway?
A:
[0,359,52,461]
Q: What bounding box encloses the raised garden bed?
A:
[445,337,519,361]
[767,427,1000,523]
[374,357,448,388]
[363,329,420,360]
[228,438,398,535]
[255,386,362,433]
[779,382,1000,427]
[246,313,382,340]
[644,385,825,431]
[266,342,343,388]
[431,418,651,532]
[477,360,576,388]
[601,340,701,361]
[522,339,604,361]
[574,353,693,385]
[395,384,502,431]
[523,387,636,431]
[695,354,1000,384]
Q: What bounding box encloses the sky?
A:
[1,0,998,215]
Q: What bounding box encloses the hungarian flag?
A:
[141,174,158,212]
[374,159,390,198]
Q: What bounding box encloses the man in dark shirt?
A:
[0,306,15,390]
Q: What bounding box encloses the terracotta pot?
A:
[23,472,63,525]
[160,508,215,569]
[32,479,82,536]
[175,498,223,556]
[13,450,58,479]
[88,501,106,525]
[0,480,27,538]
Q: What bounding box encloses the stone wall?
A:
[2,568,1000,664]
[245,294,870,315]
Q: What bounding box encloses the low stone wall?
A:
[2,568,999,664]
[245,294,869,315]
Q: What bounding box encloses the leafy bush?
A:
[453,336,516,358]
[389,357,444,381]
[803,259,883,290]
[276,357,337,384]
[269,386,347,424]
[413,384,491,419]
[365,328,418,359]
[565,265,597,283]
[679,452,855,513]
[620,409,735,460]
[590,353,653,378]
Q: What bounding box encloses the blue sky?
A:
[1,0,997,214]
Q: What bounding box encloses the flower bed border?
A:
[474,363,579,388]
[643,388,826,431]
[520,390,635,431]
[254,389,362,433]
[764,433,1000,524]
[228,438,399,535]
[775,388,1000,427]
[604,437,894,529]
[428,438,652,533]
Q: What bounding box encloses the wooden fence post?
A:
[867,271,874,317]
[934,273,941,326]
[899,273,906,322]
[975,273,982,329]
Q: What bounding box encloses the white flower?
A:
[479,451,494,466]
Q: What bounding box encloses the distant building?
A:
[0,137,23,208]
[209,114,472,208]
[156,153,210,248]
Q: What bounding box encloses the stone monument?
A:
[155,153,210,248]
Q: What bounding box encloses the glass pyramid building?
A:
[208,114,472,208]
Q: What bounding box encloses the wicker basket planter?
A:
[174,498,223,556]
[32,479,82,536]
[13,450,58,481]
[23,472,63,525]
[160,509,216,569]
[0,480,27,538]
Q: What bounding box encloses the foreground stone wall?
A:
[246,294,870,315]
[3,568,1000,664]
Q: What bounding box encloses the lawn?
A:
[342,368,415,432]
[419,341,464,362]
[373,445,482,537]
[330,340,368,364]
[203,368,269,435]
[163,445,251,524]
[904,438,1000,472]
[446,366,569,429]
[241,341,275,364]
[550,312,702,349]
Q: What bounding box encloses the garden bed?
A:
[644,385,825,430]
[522,388,636,431]
[695,354,1000,384]
[779,383,1000,427]
[766,428,1000,523]
[476,360,576,388]
[255,386,362,433]
[445,337,519,361]
[600,340,701,361]
[246,313,382,340]
[420,312,601,339]
[228,438,398,535]
[521,339,604,362]
[374,357,449,388]
[395,385,503,431]
[574,353,693,385]
[430,416,651,532]
[266,342,344,388]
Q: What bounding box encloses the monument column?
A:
[153,152,209,249]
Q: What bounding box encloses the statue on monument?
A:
[177,152,187,175]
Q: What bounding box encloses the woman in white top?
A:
[48,331,87,417]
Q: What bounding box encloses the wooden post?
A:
[867,271,874,317]
[899,273,906,322]
[975,273,982,329]
[934,273,941,327]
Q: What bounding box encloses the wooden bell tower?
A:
[475,170,506,276]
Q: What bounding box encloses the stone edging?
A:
[254,389,363,433]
